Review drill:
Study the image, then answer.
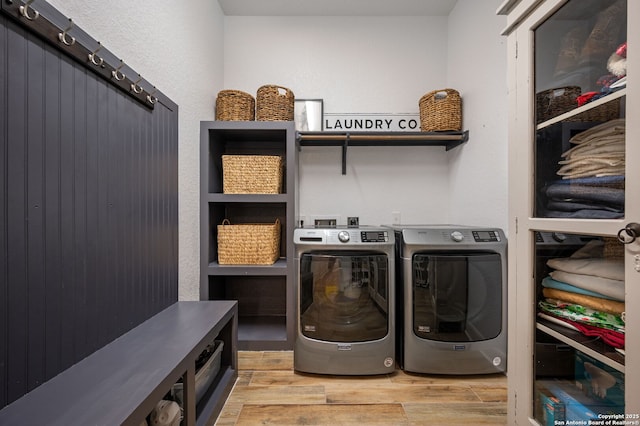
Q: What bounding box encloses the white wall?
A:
[224,16,452,226]
[48,0,226,301]
[447,0,508,231]
[224,6,507,230]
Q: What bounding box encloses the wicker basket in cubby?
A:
[222,155,283,194]
[217,219,281,265]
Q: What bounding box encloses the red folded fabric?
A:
[577,92,598,106]
[544,313,625,349]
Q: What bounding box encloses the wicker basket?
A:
[217,219,281,265]
[536,86,581,124]
[419,88,462,132]
[222,155,283,194]
[215,90,255,121]
[603,237,624,260]
[566,98,621,123]
[256,85,295,121]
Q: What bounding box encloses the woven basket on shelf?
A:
[217,219,281,265]
[567,98,622,123]
[222,155,283,194]
[256,85,295,121]
[215,90,255,121]
[536,86,581,124]
[603,237,624,260]
[419,88,462,132]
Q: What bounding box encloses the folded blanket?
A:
[542,287,625,314]
[556,164,625,179]
[569,119,625,145]
[558,156,624,167]
[538,300,625,332]
[547,257,624,281]
[549,270,625,300]
[538,312,624,349]
[541,276,619,301]
[562,143,625,159]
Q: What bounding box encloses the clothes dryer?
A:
[391,225,507,374]
[294,227,395,375]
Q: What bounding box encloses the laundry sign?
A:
[324,113,420,132]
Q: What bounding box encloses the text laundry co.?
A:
[323,114,420,131]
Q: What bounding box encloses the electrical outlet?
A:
[347,217,359,227]
[392,211,401,225]
[310,215,340,228]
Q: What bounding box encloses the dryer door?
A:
[299,251,389,342]
[412,252,503,342]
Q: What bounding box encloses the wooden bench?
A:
[0,301,238,426]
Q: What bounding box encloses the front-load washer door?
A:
[412,252,502,342]
[299,251,389,342]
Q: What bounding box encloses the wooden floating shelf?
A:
[296,130,469,174]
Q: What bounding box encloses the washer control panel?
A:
[471,230,501,242]
[294,228,391,245]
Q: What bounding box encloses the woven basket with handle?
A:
[217,219,281,265]
[256,85,295,121]
[215,90,255,121]
[536,86,581,124]
[419,88,462,132]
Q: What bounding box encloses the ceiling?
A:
[217,0,459,16]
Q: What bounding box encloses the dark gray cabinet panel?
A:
[0,13,179,408]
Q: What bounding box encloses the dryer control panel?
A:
[361,231,389,243]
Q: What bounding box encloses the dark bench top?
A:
[0,301,238,426]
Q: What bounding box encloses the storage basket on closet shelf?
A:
[567,98,621,123]
[535,86,621,124]
[256,85,295,121]
[603,237,625,260]
[222,155,283,194]
[217,219,281,265]
[215,90,255,121]
[536,86,581,124]
[419,88,462,132]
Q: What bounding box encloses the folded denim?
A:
[545,184,624,206]
[550,175,624,186]
[547,200,623,213]
[540,209,623,219]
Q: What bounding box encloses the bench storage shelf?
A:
[0,301,238,426]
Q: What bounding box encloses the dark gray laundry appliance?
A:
[294,227,395,375]
[390,225,507,375]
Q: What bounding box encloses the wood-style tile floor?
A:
[215,351,507,425]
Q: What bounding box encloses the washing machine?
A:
[391,225,507,375]
[294,227,395,375]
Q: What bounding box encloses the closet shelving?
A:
[502,0,638,423]
[533,89,628,371]
[297,130,468,174]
